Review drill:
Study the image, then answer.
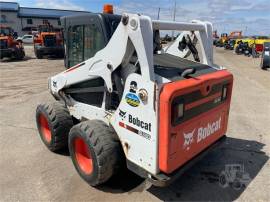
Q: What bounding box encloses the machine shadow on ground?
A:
[0,56,34,62]
[147,137,268,201]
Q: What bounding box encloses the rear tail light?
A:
[171,100,184,124]
[222,85,228,100]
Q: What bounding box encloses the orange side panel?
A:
[159,70,233,174]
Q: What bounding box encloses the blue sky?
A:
[4,0,270,35]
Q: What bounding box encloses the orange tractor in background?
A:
[228,31,242,40]
[215,33,228,47]
[33,24,64,59]
[0,25,25,60]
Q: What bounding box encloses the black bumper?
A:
[0,48,14,58]
[36,46,64,55]
[127,136,226,187]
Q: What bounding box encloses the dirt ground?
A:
[0,45,269,201]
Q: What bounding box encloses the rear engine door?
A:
[159,70,233,174]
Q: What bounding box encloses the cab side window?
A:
[67,24,105,68]
[84,24,105,60]
[68,25,84,67]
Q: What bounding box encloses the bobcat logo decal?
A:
[119,109,127,120]
[183,129,195,150]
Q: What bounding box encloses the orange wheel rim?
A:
[39,114,52,143]
[74,137,93,174]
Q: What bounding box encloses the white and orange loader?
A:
[35,6,233,187]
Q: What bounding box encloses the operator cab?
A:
[61,13,121,68]
[38,24,54,33]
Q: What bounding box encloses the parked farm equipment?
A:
[0,25,25,60]
[34,24,64,59]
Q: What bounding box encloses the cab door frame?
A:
[61,14,108,69]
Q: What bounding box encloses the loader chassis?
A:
[37,12,233,186]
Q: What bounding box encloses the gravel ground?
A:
[0,45,269,201]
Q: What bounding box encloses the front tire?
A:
[219,172,228,188]
[69,120,124,186]
[36,102,73,151]
[35,48,43,59]
[15,49,25,60]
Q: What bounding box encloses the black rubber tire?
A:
[36,102,73,151]
[35,49,43,59]
[69,120,124,186]
[219,173,228,188]
[57,50,65,58]
[15,49,25,60]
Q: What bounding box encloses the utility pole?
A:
[157,7,160,20]
[171,0,176,39]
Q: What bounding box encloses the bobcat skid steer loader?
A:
[36,9,233,187]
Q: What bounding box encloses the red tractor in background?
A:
[33,23,64,59]
[0,25,25,60]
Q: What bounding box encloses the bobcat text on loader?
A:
[35,6,233,187]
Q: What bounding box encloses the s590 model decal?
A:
[182,117,221,149]
[119,122,151,140]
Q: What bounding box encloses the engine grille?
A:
[171,81,229,126]
[43,35,56,47]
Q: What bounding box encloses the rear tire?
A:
[57,50,65,58]
[36,102,73,151]
[69,120,124,186]
[15,49,25,60]
[35,49,43,59]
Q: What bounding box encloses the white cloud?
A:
[116,0,270,35]
[35,0,85,11]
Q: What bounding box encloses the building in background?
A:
[0,1,90,36]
